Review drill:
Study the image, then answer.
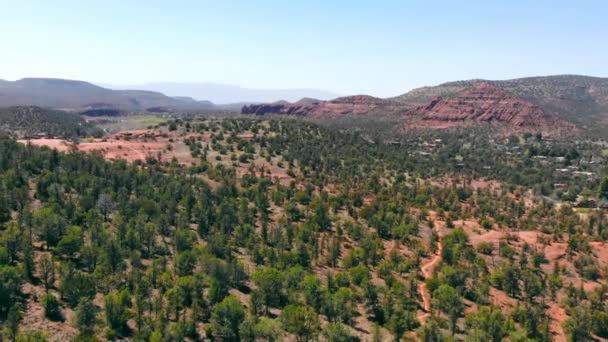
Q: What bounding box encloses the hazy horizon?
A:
[99,81,341,104]
[3,73,607,104]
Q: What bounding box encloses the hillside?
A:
[394,75,608,126]
[4,118,608,341]
[0,78,217,114]
[241,75,608,133]
[406,82,575,132]
[0,106,102,138]
[242,95,402,118]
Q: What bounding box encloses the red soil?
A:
[17,139,74,153]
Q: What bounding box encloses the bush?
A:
[476,241,494,255]
[499,243,516,259]
[56,226,82,256]
[349,264,371,286]
[323,323,356,342]
[42,293,64,322]
[59,270,96,307]
[106,328,117,340]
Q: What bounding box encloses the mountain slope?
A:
[0,78,216,113]
[242,95,402,118]
[0,106,102,138]
[406,82,574,131]
[242,75,608,131]
[394,75,608,125]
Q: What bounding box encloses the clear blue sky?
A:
[1,0,606,97]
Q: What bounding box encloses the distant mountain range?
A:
[0,78,339,115]
[103,82,340,105]
[0,78,218,115]
[243,75,608,132]
[2,75,608,133]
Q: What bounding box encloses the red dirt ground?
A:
[17,139,74,153]
[18,128,297,185]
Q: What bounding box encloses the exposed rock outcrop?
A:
[242,95,402,118]
[407,82,575,131]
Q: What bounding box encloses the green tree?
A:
[563,305,593,342]
[0,266,22,316]
[332,287,356,324]
[311,198,331,231]
[240,316,283,342]
[323,323,355,342]
[37,256,55,292]
[175,250,196,276]
[349,264,371,286]
[104,290,131,338]
[465,306,506,342]
[74,298,98,338]
[433,285,463,336]
[387,308,419,341]
[1,222,21,264]
[6,304,22,342]
[522,269,543,300]
[41,294,63,322]
[598,177,608,200]
[252,268,284,313]
[56,226,82,256]
[281,305,320,342]
[418,317,444,342]
[59,269,95,307]
[211,296,245,342]
[254,317,283,342]
[302,275,324,312]
[32,207,65,248]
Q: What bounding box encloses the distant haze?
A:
[103,83,340,104]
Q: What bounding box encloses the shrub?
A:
[476,241,494,255]
[42,293,64,322]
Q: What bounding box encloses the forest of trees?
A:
[0,106,102,139]
[0,117,607,341]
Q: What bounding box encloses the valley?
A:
[3,1,606,340]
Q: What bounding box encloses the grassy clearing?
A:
[126,116,168,125]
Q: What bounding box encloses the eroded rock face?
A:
[243,83,576,133]
[408,82,574,130]
[242,95,401,117]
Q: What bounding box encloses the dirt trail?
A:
[547,303,567,342]
[418,238,443,322]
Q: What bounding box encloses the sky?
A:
[1,0,607,97]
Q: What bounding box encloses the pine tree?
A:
[598,177,608,200]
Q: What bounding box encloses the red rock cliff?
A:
[408,82,574,130]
